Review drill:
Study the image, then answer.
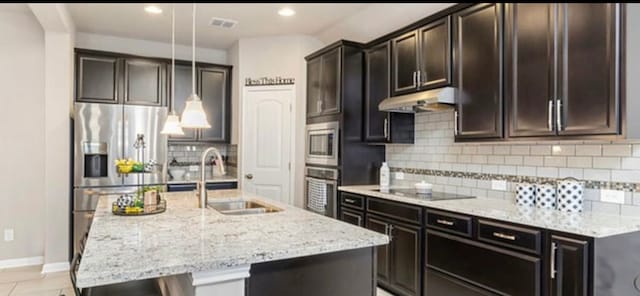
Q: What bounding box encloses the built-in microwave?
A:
[305,121,339,166]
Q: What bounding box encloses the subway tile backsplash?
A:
[386,110,640,216]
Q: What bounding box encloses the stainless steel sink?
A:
[207,200,282,215]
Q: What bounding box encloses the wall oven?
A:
[305,121,339,167]
[305,166,338,218]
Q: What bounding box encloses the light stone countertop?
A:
[166,174,238,184]
[76,189,388,288]
[339,185,640,238]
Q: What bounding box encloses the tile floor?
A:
[0,266,72,296]
[0,265,392,296]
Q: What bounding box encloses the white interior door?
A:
[242,86,293,204]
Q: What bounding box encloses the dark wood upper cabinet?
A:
[168,64,197,141]
[550,235,589,296]
[506,4,556,138]
[392,31,419,95]
[198,66,230,143]
[306,57,322,117]
[306,47,342,118]
[76,53,120,104]
[558,3,621,136]
[123,58,165,107]
[418,16,452,89]
[364,42,414,143]
[453,3,504,140]
[321,48,341,115]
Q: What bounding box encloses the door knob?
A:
[245,174,253,180]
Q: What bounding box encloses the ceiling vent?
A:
[209,17,238,29]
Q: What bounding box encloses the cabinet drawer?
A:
[340,192,365,210]
[367,198,422,225]
[426,209,472,238]
[427,230,541,296]
[477,220,542,255]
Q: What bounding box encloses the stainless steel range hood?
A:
[378,87,456,113]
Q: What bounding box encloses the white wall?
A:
[315,3,455,44]
[75,32,227,64]
[230,35,324,207]
[0,6,46,262]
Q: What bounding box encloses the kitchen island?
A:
[76,189,388,296]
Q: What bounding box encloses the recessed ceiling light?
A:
[145,5,163,15]
[278,8,295,17]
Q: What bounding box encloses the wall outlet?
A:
[491,180,507,191]
[395,172,404,180]
[4,229,14,242]
[600,189,625,204]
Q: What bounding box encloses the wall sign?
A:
[245,77,295,86]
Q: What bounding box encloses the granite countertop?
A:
[166,174,238,184]
[339,185,640,238]
[76,189,388,288]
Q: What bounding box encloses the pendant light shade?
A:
[180,3,211,129]
[181,94,211,128]
[161,5,185,135]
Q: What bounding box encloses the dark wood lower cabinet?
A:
[426,230,541,296]
[340,208,364,227]
[366,214,422,296]
[425,268,496,296]
[550,235,589,296]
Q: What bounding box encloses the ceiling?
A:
[66,3,369,49]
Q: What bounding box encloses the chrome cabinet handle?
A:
[245,174,253,180]
[454,111,459,136]
[344,198,356,204]
[387,224,395,242]
[436,219,455,226]
[548,100,554,131]
[551,242,558,279]
[556,99,563,131]
[492,232,516,241]
[356,216,362,226]
[412,71,417,87]
[383,118,389,140]
[417,70,422,86]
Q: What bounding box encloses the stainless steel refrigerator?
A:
[72,103,167,253]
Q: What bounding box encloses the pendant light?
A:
[161,4,185,135]
[180,3,211,129]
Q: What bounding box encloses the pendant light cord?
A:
[191,3,196,96]
[171,4,175,113]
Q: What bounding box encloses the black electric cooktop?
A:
[373,188,476,201]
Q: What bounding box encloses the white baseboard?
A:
[41,261,70,274]
[0,256,44,269]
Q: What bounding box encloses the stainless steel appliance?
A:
[305,121,339,166]
[304,166,338,217]
[73,103,167,253]
[378,87,456,113]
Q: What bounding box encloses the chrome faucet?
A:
[197,147,226,208]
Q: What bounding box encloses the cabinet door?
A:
[558,3,621,136]
[365,42,390,142]
[418,16,452,89]
[340,208,364,227]
[392,31,419,95]
[454,3,504,140]
[76,53,120,104]
[306,57,323,117]
[550,235,589,296]
[168,64,198,141]
[320,48,341,115]
[123,58,165,106]
[198,66,230,142]
[389,221,422,296]
[505,4,557,137]
[366,216,391,286]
